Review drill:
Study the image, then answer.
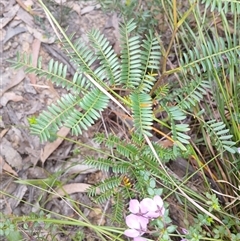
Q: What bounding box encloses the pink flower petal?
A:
[140,198,156,213]
[133,237,148,241]
[137,215,149,228]
[124,229,141,238]
[140,195,165,218]
[129,199,140,214]
[153,195,163,206]
[153,195,165,217]
[126,214,141,229]
[126,214,148,229]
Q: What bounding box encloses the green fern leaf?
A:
[65,88,109,135]
[137,31,161,93]
[173,78,210,109]
[164,105,190,145]
[130,92,153,136]
[111,193,124,224]
[119,20,143,88]
[30,93,80,142]
[180,37,240,75]
[203,120,236,154]
[9,54,90,93]
[102,134,138,158]
[84,157,113,172]
[88,29,120,85]
[62,36,97,75]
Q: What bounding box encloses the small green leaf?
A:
[149,178,156,188]
[6,230,23,241]
[147,187,155,196]
[167,225,177,233]
[27,116,37,125]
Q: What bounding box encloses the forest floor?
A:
[1,1,213,240]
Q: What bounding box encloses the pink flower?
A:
[129,196,165,219]
[124,214,149,238]
[129,199,149,215]
[140,195,165,218]
[125,196,165,240]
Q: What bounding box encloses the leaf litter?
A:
[1,1,120,239]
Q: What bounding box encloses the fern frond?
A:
[133,171,148,195]
[201,0,240,14]
[130,132,145,146]
[165,106,190,145]
[119,20,143,88]
[93,132,107,144]
[130,92,153,136]
[94,189,116,204]
[180,37,240,75]
[62,36,97,75]
[84,157,113,172]
[172,78,210,109]
[102,134,139,159]
[111,163,131,174]
[65,88,109,135]
[10,19,165,142]
[88,177,121,204]
[98,176,121,193]
[86,131,183,206]
[203,120,236,154]
[137,31,161,93]
[116,142,139,159]
[71,72,92,93]
[9,53,90,93]
[154,83,170,99]
[88,29,120,85]
[111,193,124,224]
[30,93,80,142]
[84,156,130,174]
[142,143,180,163]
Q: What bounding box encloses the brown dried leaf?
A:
[27,26,55,43]
[16,7,34,27]
[0,92,23,106]
[7,185,28,215]
[70,2,81,16]
[1,4,20,29]
[158,139,174,148]
[40,127,70,164]
[0,138,22,170]
[81,5,95,15]
[0,156,18,176]
[1,69,25,96]
[0,128,9,138]
[52,183,98,199]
